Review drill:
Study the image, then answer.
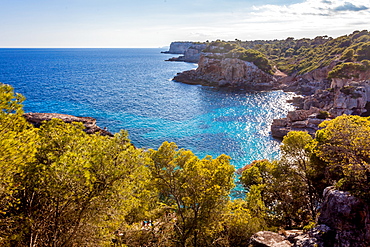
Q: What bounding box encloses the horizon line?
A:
[0,47,169,49]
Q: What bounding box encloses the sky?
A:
[0,0,369,48]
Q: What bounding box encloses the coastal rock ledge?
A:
[24,113,113,136]
[173,55,279,90]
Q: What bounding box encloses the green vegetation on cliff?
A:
[243,30,370,75]
[202,41,273,74]
[328,60,370,79]
[203,30,370,77]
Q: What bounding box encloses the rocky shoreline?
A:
[24,113,113,136]
[271,73,370,138]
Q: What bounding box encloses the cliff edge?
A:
[248,187,370,247]
[161,41,199,54]
[173,54,279,90]
[24,113,113,136]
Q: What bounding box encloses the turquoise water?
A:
[0,48,295,173]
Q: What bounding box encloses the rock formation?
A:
[173,55,279,90]
[161,42,199,54]
[316,187,370,247]
[249,231,292,247]
[24,113,113,136]
[271,107,330,138]
[248,187,370,247]
[166,43,207,63]
[281,61,336,95]
[271,69,370,138]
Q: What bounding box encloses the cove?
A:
[0,48,295,171]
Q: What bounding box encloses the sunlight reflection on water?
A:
[0,48,296,198]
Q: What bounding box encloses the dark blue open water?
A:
[0,48,295,172]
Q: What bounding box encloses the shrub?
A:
[328,62,366,79]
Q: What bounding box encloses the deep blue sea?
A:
[0,48,295,173]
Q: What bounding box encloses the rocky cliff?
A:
[173,54,279,90]
[271,69,370,138]
[248,187,370,247]
[281,61,336,95]
[161,42,198,54]
[166,43,207,63]
[24,113,113,136]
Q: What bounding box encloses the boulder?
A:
[291,120,308,128]
[317,187,370,247]
[271,108,324,138]
[287,110,311,122]
[249,231,292,247]
[292,225,334,247]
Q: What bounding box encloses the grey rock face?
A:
[24,112,113,136]
[249,231,292,247]
[162,42,196,54]
[173,55,278,90]
[317,187,370,247]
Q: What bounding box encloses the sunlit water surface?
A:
[0,48,295,196]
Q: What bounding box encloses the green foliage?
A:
[340,48,354,61]
[317,111,330,119]
[237,30,370,75]
[0,84,38,244]
[355,41,370,61]
[0,83,25,116]
[362,59,370,67]
[238,49,273,74]
[238,115,370,231]
[203,40,238,53]
[240,132,326,229]
[221,199,266,246]
[147,141,235,246]
[0,84,154,246]
[314,115,370,201]
[328,62,367,79]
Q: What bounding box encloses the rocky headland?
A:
[24,112,113,136]
[166,43,207,63]
[161,41,196,54]
[173,54,279,90]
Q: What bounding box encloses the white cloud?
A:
[157,0,370,44]
[333,2,369,12]
[223,0,370,40]
[252,0,370,17]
